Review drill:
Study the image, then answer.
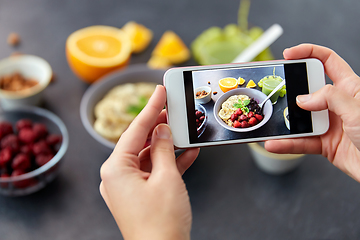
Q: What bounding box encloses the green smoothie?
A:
[261,76,283,104]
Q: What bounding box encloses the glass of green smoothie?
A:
[261,75,283,104]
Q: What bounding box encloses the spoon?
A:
[258,79,285,114]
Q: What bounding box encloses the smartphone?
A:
[164,59,329,148]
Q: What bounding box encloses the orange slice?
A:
[219,77,237,93]
[237,77,245,85]
[66,25,131,83]
[152,31,190,64]
[122,21,153,54]
[246,80,256,88]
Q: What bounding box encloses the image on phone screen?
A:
[183,63,313,144]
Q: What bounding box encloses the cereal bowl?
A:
[213,88,272,132]
[0,106,68,196]
[0,55,52,109]
[80,64,165,150]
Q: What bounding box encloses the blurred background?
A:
[0,0,360,239]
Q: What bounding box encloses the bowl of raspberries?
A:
[0,106,68,196]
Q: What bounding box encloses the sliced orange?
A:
[246,80,256,88]
[66,25,131,83]
[122,21,153,54]
[152,31,190,64]
[219,77,238,93]
[237,77,245,85]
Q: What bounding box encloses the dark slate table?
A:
[0,0,360,239]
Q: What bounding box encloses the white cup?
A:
[248,142,304,175]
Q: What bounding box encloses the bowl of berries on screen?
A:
[0,106,68,196]
[214,88,273,132]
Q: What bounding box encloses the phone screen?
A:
[183,63,312,144]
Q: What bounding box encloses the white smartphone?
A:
[164,59,329,148]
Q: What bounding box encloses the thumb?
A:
[150,124,177,175]
[296,84,360,128]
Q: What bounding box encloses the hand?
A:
[99,85,200,240]
[265,44,360,182]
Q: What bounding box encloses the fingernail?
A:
[156,124,171,139]
[297,94,312,103]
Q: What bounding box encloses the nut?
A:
[7,33,20,46]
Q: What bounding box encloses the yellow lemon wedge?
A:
[246,79,256,88]
[237,77,245,85]
[219,77,238,93]
[152,31,190,64]
[147,55,172,70]
[66,25,131,83]
[122,21,153,54]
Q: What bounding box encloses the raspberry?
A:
[240,121,249,128]
[11,169,36,188]
[18,128,37,143]
[33,140,52,156]
[248,111,254,118]
[12,153,31,171]
[239,115,248,122]
[0,148,12,168]
[15,119,32,131]
[248,117,258,126]
[1,134,20,153]
[36,154,54,167]
[195,111,203,118]
[33,123,48,139]
[255,114,263,121]
[235,108,243,116]
[20,144,33,156]
[230,113,238,122]
[0,121,13,139]
[233,120,241,128]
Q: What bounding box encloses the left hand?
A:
[99,85,200,240]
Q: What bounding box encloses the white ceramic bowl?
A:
[80,64,165,150]
[248,142,304,175]
[213,88,273,132]
[0,55,52,109]
[194,86,212,104]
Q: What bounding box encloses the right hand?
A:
[265,44,360,182]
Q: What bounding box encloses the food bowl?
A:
[0,106,68,196]
[213,88,272,132]
[0,55,52,109]
[194,86,212,104]
[195,104,207,137]
[80,64,165,150]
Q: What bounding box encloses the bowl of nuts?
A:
[194,86,212,105]
[0,55,52,109]
[0,106,68,196]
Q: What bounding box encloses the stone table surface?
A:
[0,0,360,239]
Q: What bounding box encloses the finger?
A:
[149,124,177,176]
[113,85,166,157]
[297,84,360,128]
[147,109,167,139]
[265,137,322,155]
[283,44,356,84]
[176,148,200,175]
